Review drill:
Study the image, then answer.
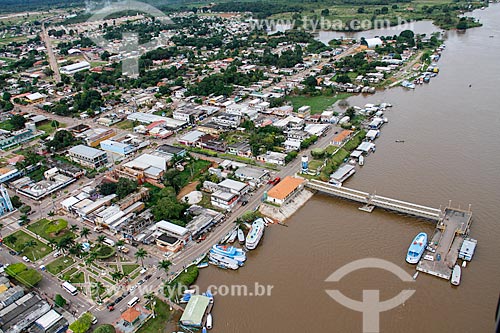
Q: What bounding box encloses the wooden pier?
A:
[306,180,443,220]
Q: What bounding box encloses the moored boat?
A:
[208,253,240,270]
[196,262,209,269]
[451,264,461,286]
[245,218,265,250]
[238,228,245,244]
[206,313,213,330]
[406,232,428,264]
[401,80,416,89]
[227,229,237,243]
[210,244,246,262]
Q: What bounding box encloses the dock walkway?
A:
[306,180,442,220]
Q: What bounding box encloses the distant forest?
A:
[0,0,413,14]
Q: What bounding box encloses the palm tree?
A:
[69,224,79,233]
[134,248,148,267]
[80,227,91,240]
[68,243,82,258]
[48,239,57,249]
[85,253,96,266]
[111,270,124,282]
[57,235,75,254]
[23,240,37,261]
[158,260,172,273]
[144,292,155,304]
[91,281,104,302]
[96,235,106,244]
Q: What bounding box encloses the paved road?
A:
[41,22,61,83]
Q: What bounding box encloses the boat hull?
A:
[245,218,265,250]
[406,232,428,264]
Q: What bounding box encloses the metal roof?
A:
[69,145,106,159]
[180,295,210,327]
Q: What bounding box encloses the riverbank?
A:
[259,189,314,222]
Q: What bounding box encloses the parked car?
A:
[114,296,124,304]
[22,256,30,262]
[268,177,281,185]
[137,279,145,285]
[9,250,18,256]
[107,305,114,311]
[144,274,152,280]
[53,251,62,258]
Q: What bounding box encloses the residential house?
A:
[257,151,287,166]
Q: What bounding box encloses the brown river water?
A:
[194,5,500,333]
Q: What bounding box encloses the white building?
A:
[211,190,239,211]
[60,61,90,75]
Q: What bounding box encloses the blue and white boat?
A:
[210,244,246,262]
[208,252,240,270]
[406,232,428,264]
[401,80,416,89]
[245,218,265,250]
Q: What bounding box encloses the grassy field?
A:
[27,218,75,243]
[122,264,140,276]
[287,93,350,114]
[136,298,171,333]
[37,121,66,135]
[70,271,85,284]
[4,230,52,261]
[46,256,75,275]
[114,120,135,130]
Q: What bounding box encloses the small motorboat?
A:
[238,228,245,244]
[196,262,209,269]
[227,229,237,243]
[206,313,213,330]
[451,265,461,286]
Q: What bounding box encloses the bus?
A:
[127,296,139,307]
[62,281,78,296]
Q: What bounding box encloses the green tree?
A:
[96,235,106,244]
[46,130,76,151]
[115,178,137,199]
[11,195,23,208]
[158,259,172,273]
[54,294,67,307]
[111,270,124,282]
[69,312,93,333]
[134,248,148,267]
[70,224,79,233]
[9,114,26,130]
[99,182,117,195]
[80,227,91,240]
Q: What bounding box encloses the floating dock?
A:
[416,207,473,280]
